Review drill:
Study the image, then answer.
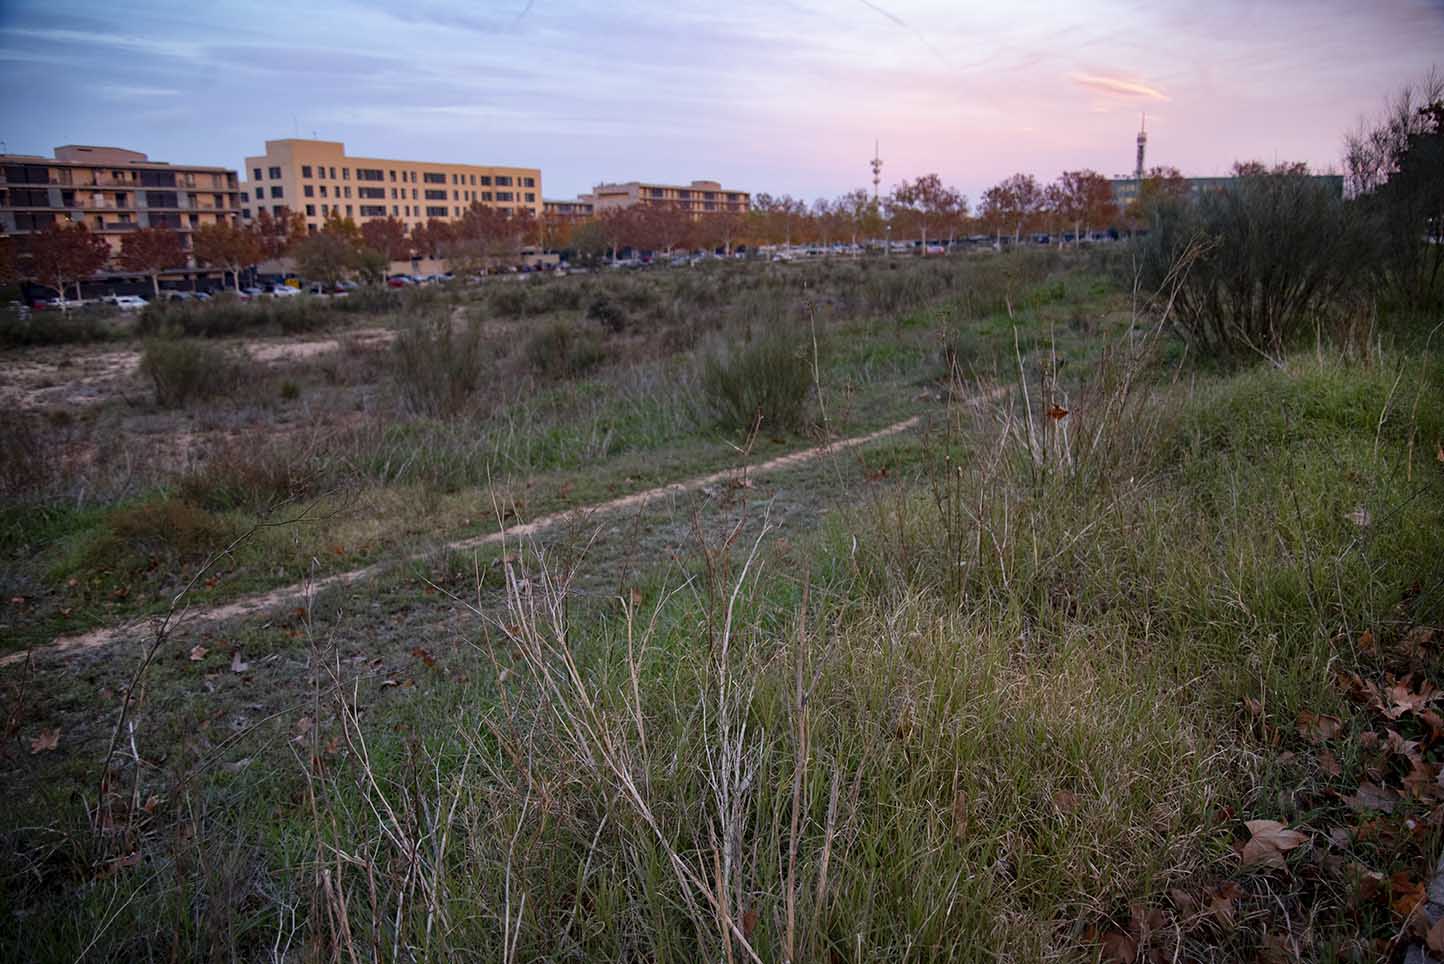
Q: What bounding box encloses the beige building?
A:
[542,198,595,219]
[242,139,542,232]
[589,180,748,217]
[1,145,240,260]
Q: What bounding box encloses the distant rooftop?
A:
[0,145,234,172]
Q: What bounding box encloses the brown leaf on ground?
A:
[1100,930,1138,963]
[29,728,60,753]
[1208,883,1243,929]
[1345,782,1400,814]
[1297,710,1343,743]
[1390,870,1427,918]
[1046,403,1069,421]
[1359,628,1377,653]
[1403,759,1442,800]
[951,791,969,840]
[1318,749,1343,777]
[230,650,250,673]
[1384,677,1441,720]
[291,716,313,743]
[188,644,208,661]
[1053,789,1080,813]
[1242,819,1309,868]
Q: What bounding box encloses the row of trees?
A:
[1,164,1219,299]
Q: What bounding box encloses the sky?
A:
[1,0,1441,203]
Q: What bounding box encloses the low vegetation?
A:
[1,225,1441,962]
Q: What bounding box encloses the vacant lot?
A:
[2,252,1441,962]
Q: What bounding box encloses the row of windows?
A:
[252,163,535,190]
[287,202,524,221]
[7,210,225,231]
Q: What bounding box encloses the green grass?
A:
[4,253,1441,961]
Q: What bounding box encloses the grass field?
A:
[2,251,1441,962]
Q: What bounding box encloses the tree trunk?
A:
[151,273,160,299]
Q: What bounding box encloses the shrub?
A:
[390,313,489,417]
[178,437,327,513]
[0,307,107,347]
[140,337,242,407]
[102,496,233,561]
[488,284,532,318]
[1136,170,1374,362]
[587,295,627,333]
[701,333,813,434]
[524,321,605,379]
[0,412,51,501]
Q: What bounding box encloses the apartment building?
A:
[1,145,240,260]
[241,139,542,232]
[589,180,749,217]
[542,198,595,219]
[1109,173,1344,206]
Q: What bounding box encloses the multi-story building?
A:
[589,180,749,217]
[241,139,542,232]
[1,144,240,272]
[542,198,595,219]
[1109,173,1345,207]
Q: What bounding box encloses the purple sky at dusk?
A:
[1,0,1441,203]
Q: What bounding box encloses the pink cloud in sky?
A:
[1069,73,1169,101]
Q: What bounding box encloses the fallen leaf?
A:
[29,728,60,753]
[1344,782,1400,814]
[1318,749,1342,777]
[230,651,250,673]
[1427,915,1444,953]
[1297,710,1343,743]
[1390,870,1427,918]
[1208,882,1243,929]
[410,646,435,668]
[1347,506,1372,528]
[1100,930,1138,963]
[741,908,758,939]
[1241,819,1308,868]
[1046,403,1069,421]
[1053,789,1080,813]
[291,716,313,742]
[951,791,969,840]
[1359,629,1377,653]
[188,644,208,662]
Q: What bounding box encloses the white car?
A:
[112,295,147,311]
[267,283,301,297]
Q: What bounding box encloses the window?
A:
[469,174,476,185]
[525,192,535,203]
[8,188,49,206]
[423,172,446,184]
[389,170,396,181]
[404,205,411,216]
[304,184,314,197]
[426,205,447,217]
[329,167,337,179]
[149,212,182,228]
[241,208,251,219]
[360,205,385,217]
[411,188,417,199]
[321,204,330,215]
[4,164,50,184]
[188,213,199,226]
[273,204,286,216]
[305,204,316,216]
[342,186,351,198]
[495,175,512,186]
[523,176,535,187]
[252,167,262,180]
[145,191,179,207]
[345,204,352,216]
[479,175,491,186]
[451,174,458,184]
[342,168,350,180]
[12,211,56,230]
[270,185,283,198]
[358,187,384,199]
[392,205,399,215]
[480,191,492,202]
[495,191,513,202]
[424,189,446,200]
[302,165,313,178]
[268,166,281,179]
[454,206,461,217]
[357,168,384,181]
[319,185,328,197]
[452,190,458,200]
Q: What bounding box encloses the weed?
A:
[139,337,242,407]
[701,332,814,434]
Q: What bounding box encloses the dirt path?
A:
[3,414,929,669]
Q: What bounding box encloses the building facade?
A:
[241,139,542,232]
[1,145,240,265]
[543,198,595,219]
[589,180,748,217]
[1109,173,1345,207]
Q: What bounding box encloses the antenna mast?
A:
[869,140,884,202]
[1135,113,1147,181]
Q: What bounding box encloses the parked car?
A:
[265,283,300,297]
[35,297,86,310]
[386,275,414,288]
[112,295,148,311]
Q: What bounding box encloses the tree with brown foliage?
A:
[116,227,186,299]
[192,221,264,292]
[253,208,308,260]
[360,216,412,262]
[889,174,965,249]
[1047,170,1117,246]
[0,237,18,287]
[29,222,111,305]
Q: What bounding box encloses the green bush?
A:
[701,333,813,434]
[524,321,605,379]
[1136,170,1374,362]
[586,295,627,332]
[390,313,489,417]
[0,307,108,347]
[140,337,242,407]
